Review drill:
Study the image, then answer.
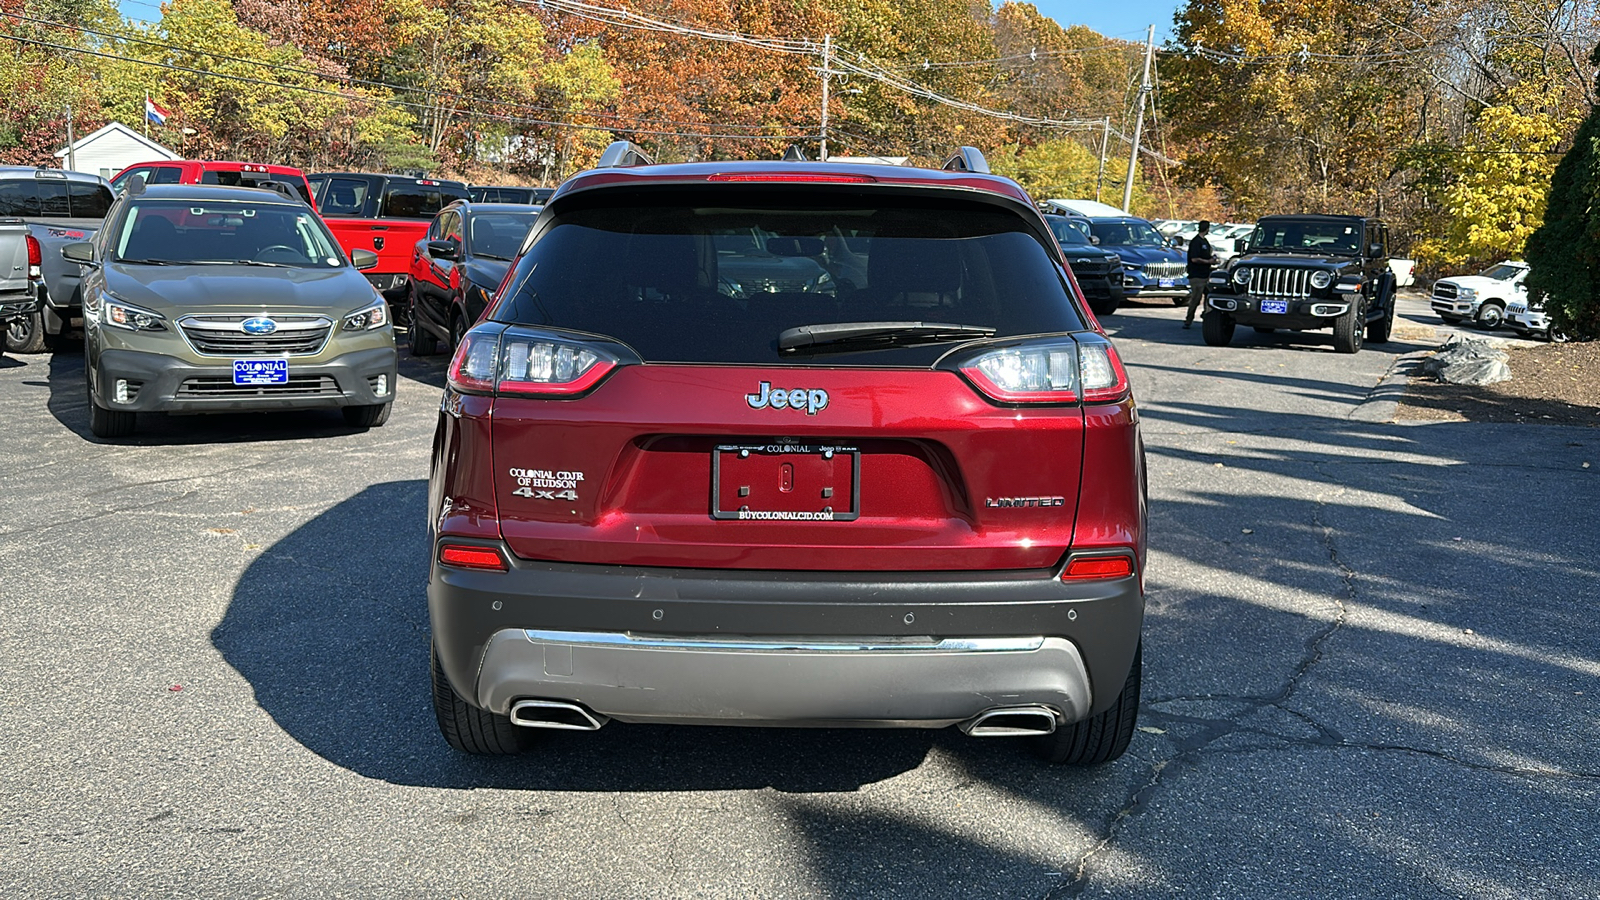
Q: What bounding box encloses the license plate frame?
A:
[1158,277,1176,288]
[1259,300,1289,314]
[711,443,860,522]
[233,358,289,385]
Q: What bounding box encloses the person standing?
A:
[1183,220,1219,329]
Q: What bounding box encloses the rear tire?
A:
[1475,301,1505,330]
[1332,302,1364,354]
[86,377,136,438]
[1367,293,1395,343]
[5,310,46,354]
[342,403,391,428]
[409,290,439,356]
[1201,314,1234,347]
[1032,643,1141,765]
[449,309,469,353]
[431,642,529,755]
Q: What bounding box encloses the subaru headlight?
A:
[343,301,388,331]
[1310,271,1333,290]
[1232,268,1252,286]
[103,297,167,332]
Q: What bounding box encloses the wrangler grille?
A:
[178,315,332,356]
[175,375,339,398]
[1245,267,1316,299]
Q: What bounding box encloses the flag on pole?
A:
[145,97,172,126]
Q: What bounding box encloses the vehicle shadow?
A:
[212,479,937,792]
[44,349,398,445]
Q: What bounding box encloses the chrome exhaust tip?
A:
[509,699,609,731]
[959,705,1059,737]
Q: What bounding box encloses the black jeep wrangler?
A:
[1203,214,1396,354]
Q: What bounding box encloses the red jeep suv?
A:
[427,144,1147,765]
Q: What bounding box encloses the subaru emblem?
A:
[242,317,278,335]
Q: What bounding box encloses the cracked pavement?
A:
[1,302,1597,898]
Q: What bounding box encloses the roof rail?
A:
[596,141,654,169]
[942,146,991,175]
[780,144,808,162]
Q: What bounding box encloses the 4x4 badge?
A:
[746,382,829,415]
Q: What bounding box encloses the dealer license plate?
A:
[233,358,288,385]
[1158,278,1176,288]
[712,443,860,521]
[1260,300,1288,314]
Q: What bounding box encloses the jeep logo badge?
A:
[746,382,829,415]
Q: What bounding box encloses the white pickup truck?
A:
[1429,260,1529,329]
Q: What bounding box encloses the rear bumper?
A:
[429,542,1144,727]
[91,346,397,412]
[0,286,38,320]
[478,629,1091,727]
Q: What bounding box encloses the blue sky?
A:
[1030,0,1182,43]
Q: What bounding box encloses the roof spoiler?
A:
[596,141,654,169]
[942,146,991,174]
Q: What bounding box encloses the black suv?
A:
[1203,214,1396,353]
[1044,214,1124,317]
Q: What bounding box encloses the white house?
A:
[54,122,180,180]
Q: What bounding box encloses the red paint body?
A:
[108,160,318,211]
[431,160,1144,576]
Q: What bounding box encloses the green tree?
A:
[1523,52,1600,341]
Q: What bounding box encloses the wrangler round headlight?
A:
[1310,271,1333,290]
[1232,268,1252,286]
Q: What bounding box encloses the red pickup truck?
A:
[109,161,317,209]
[306,173,470,317]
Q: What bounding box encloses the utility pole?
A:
[820,34,831,161]
[65,104,76,172]
[1122,24,1154,214]
[1096,115,1110,203]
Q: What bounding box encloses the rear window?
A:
[493,191,1086,366]
[201,170,314,205]
[0,178,114,218]
[383,185,468,219]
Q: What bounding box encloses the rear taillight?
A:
[438,544,508,571]
[25,234,42,279]
[954,335,1130,405]
[1062,555,1135,580]
[447,327,621,397]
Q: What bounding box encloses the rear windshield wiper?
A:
[778,321,996,354]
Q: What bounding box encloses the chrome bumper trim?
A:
[521,629,1045,654]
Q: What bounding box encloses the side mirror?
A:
[1368,243,1384,257]
[350,248,380,271]
[1235,239,1248,253]
[62,241,96,264]
[1089,235,1100,245]
[427,239,460,261]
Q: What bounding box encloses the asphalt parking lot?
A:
[2,300,1597,898]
